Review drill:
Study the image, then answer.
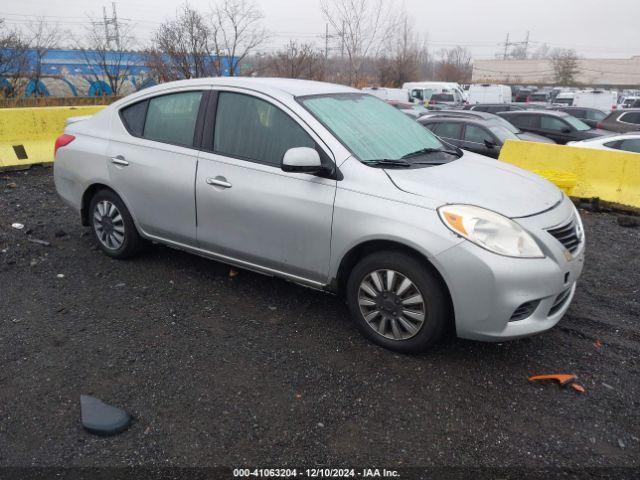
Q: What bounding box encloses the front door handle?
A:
[206,177,232,189]
[111,156,129,166]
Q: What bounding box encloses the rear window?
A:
[508,114,538,128]
[432,122,463,139]
[530,94,548,101]
[120,101,147,137]
[431,94,455,102]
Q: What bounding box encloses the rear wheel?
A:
[89,189,146,259]
[346,251,448,353]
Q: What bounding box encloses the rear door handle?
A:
[206,177,232,189]
[111,156,129,166]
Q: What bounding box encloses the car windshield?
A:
[300,93,447,163]
[564,116,591,131]
[431,94,455,102]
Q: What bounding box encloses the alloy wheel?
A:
[93,200,125,250]
[357,269,426,340]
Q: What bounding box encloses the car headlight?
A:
[438,204,544,258]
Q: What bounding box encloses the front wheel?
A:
[89,189,146,259]
[346,251,449,353]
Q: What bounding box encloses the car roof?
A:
[500,110,568,117]
[419,116,494,126]
[118,77,358,102]
[435,109,497,119]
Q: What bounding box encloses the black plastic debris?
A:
[80,395,132,436]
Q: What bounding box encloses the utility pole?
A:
[324,23,329,61]
[503,33,510,60]
[523,30,530,58]
[101,2,121,50]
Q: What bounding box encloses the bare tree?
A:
[26,18,61,96]
[436,46,472,83]
[75,17,137,95]
[376,14,428,87]
[531,43,551,60]
[148,4,214,81]
[267,40,325,80]
[209,0,268,76]
[0,19,29,96]
[550,48,580,85]
[321,0,397,86]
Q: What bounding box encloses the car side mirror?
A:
[562,127,572,134]
[281,147,325,174]
[484,139,496,149]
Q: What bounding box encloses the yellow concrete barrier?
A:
[499,140,640,209]
[0,106,105,169]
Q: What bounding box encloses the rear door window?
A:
[432,122,463,139]
[620,112,640,125]
[143,91,203,146]
[508,114,539,128]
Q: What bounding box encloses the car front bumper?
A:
[434,196,585,342]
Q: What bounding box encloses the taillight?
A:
[596,123,603,129]
[526,96,531,103]
[54,134,75,156]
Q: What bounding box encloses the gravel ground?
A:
[0,166,639,470]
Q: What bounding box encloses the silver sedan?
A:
[54,77,585,352]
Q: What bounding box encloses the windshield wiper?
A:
[362,159,412,168]
[401,147,459,159]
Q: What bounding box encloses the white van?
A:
[573,90,617,112]
[361,87,410,103]
[467,84,512,104]
[403,82,466,104]
[553,92,575,106]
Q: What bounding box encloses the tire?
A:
[346,250,449,353]
[88,189,146,259]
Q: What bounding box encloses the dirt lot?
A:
[1,166,639,471]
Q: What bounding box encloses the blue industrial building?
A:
[1,48,235,97]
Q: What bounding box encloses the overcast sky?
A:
[3,0,639,59]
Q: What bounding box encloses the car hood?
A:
[585,128,615,137]
[384,152,563,218]
[516,131,555,143]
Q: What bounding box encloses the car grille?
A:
[510,300,540,322]
[547,216,582,253]
[548,288,572,316]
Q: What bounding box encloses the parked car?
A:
[54,77,584,353]
[419,117,519,158]
[514,88,533,102]
[498,110,612,144]
[616,96,639,109]
[553,92,575,106]
[572,89,618,112]
[404,82,467,104]
[597,109,640,133]
[362,87,409,102]
[418,110,555,144]
[527,91,551,104]
[467,84,512,105]
[568,133,640,153]
[551,106,608,129]
[428,92,464,107]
